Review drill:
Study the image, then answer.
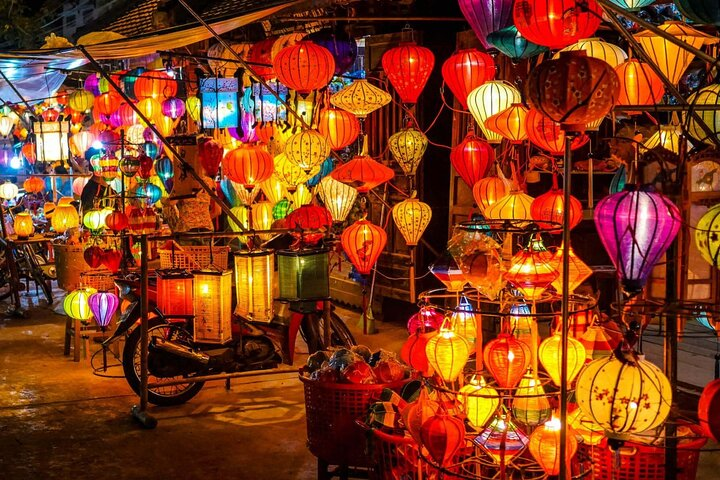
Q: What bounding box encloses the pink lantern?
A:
[407,307,444,334]
[458,0,514,49]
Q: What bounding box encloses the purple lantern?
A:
[88,291,119,329]
[84,74,101,96]
[458,0,515,49]
[594,185,681,296]
[307,29,358,75]
[109,110,124,129]
[161,97,186,119]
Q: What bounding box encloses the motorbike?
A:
[104,272,356,406]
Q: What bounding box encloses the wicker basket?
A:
[79,270,115,291]
[55,244,89,291]
[158,244,230,271]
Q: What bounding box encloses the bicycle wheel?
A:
[21,246,53,303]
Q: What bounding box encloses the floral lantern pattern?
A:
[382,42,435,105]
[340,218,387,275]
[283,129,330,173]
[695,203,720,268]
[392,197,432,247]
[388,126,428,176]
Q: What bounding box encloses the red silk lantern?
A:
[504,238,559,300]
[450,132,495,189]
[273,41,335,94]
[615,59,665,112]
[317,108,360,150]
[137,154,154,179]
[340,218,387,275]
[42,109,59,122]
[420,414,466,467]
[247,37,277,81]
[382,42,435,105]
[473,176,510,213]
[104,210,129,233]
[441,49,496,110]
[699,379,720,442]
[403,390,440,445]
[101,249,122,273]
[525,50,620,133]
[23,177,45,194]
[94,92,122,116]
[330,153,394,193]
[400,331,435,376]
[84,246,104,268]
[285,204,333,244]
[530,175,583,231]
[483,333,531,388]
[134,71,177,100]
[223,145,274,188]
[525,109,589,155]
[118,103,137,126]
[199,138,223,177]
[485,103,528,144]
[514,0,602,49]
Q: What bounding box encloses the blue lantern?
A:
[154,156,174,181]
[487,26,548,61]
[610,164,627,194]
[307,158,334,188]
[143,141,159,160]
[220,178,242,207]
[138,183,162,204]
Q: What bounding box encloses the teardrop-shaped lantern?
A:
[88,291,119,329]
[316,176,357,223]
[512,372,552,427]
[425,328,470,383]
[467,81,521,144]
[514,0,602,49]
[485,103,528,144]
[538,331,587,386]
[388,126,428,176]
[382,42,435,105]
[487,26,548,61]
[330,79,392,118]
[458,377,499,429]
[458,0,514,49]
[392,197,432,247]
[450,132,495,189]
[483,333,531,388]
[260,175,288,205]
[550,243,593,294]
[441,49,496,109]
[504,238,559,300]
[340,218,387,275]
[473,175,510,214]
[419,413,466,467]
[317,107,360,151]
[284,129,330,173]
[273,41,336,94]
[528,416,577,476]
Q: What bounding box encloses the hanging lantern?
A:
[161,97,185,119]
[696,203,720,268]
[70,131,95,157]
[193,269,233,343]
[476,415,529,463]
[104,209,129,233]
[392,197,432,247]
[13,213,34,239]
[419,413,466,467]
[576,353,672,434]
[442,49,496,110]
[453,233,506,300]
[317,107,360,151]
[154,156,174,181]
[185,95,201,123]
[285,204,333,244]
[512,372,552,427]
[134,71,177,100]
[509,302,534,349]
[388,126,428,176]
[228,206,249,233]
[64,287,96,321]
[136,98,162,121]
[277,249,330,301]
[407,306,444,334]
[0,115,15,137]
[504,239,559,300]
[483,333,531,388]
[485,103,528,144]
[643,123,688,154]
[34,120,70,163]
[306,29,357,75]
[699,379,720,442]
[284,129,330,173]
[580,323,617,360]
[340,218,387,275]
[484,188,534,223]
[550,243,593,294]
[273,41,335,95]
[525,109,589,155]
[52,204,80,233]
[22,142,37,164]
[676,0,720,26]
[0,181,18,201]
[530,176,583,231]
[22,177,45,194]
[555,37,628,68]
[94,92,122,116]
[330,79,392,118]
[686,84,720,145]
[127,206,157,234]
[251,201,274,238]
[83,208,106,233]
[274,153,320,190]
[273,199,291,220]
[88,292,119,329]
[401,331,435,376]
[224,145,274,188]
[458,377,499,429]
[528,416,577,476]
[198,138,223,178]
[234,250,273,322]
[69,89,94,113]
[634,21,718,86]
[382,42,434,105]
[514,0,602,49]
[525,51,620,133]
[615,59,664,111]
[609,0,654,9]
[317,176,357,223]
[425,328,470,383]
[450,295,479,347]
[404,390,441,446]
[458,0,514,48]
[330,151,394,193]
[429,253,466,292]
[450,132,495,188]
[119,156,141,177]
[538,332,587,387]
[594,186,681,295]
[473,176,510,214]
[467,81,521,144]
[487,25,548,61]
[568,407,604,446]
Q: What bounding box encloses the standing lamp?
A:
[193,268,233,344]
[156,269,194,317]
[234,250,274,322]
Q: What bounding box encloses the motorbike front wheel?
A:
[123,322,205,406]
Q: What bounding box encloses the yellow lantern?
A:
[509,302,534,350]
[284,129,330,173]
[483,189,534,223]
[550,243,593,294]
[126,124,146,145]
[290,183,312,207]
[251,201,274,239]
[425,328,470,383]
[388,126,428,176]
[64,287,96,321]
[34,120,70,163]
[685,83,720,145]
[458,377,499,429]
[193,269,233,343]
[568,407,604,446]
[473,176,511,214]
[316,176,357,223]
[330,79,392,118]
[136,98,162,122]
[52,204,80,233]
[512,372,552,427]
[450,296,479,351]
[156,115,176,137]
[186,96,201,122]
[69,89,94,113]
[696,203,720,268]
[13,212,35,238]
[273,153,320,190]
[0,181,18,200]
[234,250,274,322]
[392,197,432,247]
[58,196,75,206]
[228,206,249,233]
[484,104,528,144]
[643,123,689,154]
[575,354,672,434]
[555,37,628,68]
[634,21,719,86]
[259,175,288,205]
[538,331,587,387]
[467,81,521,144]
[528,416,577,477]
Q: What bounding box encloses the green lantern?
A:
[277,249,329,302]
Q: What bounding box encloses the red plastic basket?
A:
[584,423,707,480]
[371,430,423,480]
[300,375,406,468]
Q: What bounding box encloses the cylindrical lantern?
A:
[441,49,496,109]
[193,269,233,344]
[34,120,70,163]
[483,333,531,388]
[224,145,274,188]
[316,176,357,223]
[467,81,521,144]
[388,126,428,176]
[52,204,80,233]
[615,59,664,111]
[392,197,432,247]
[382,42,435,105]
[425,328,470,383]
[284,129,330,173]
[88,291,119,329]
[538,331,587,386]
[576,354,672,434]
[273,41,335,95]
[458,377,500,429]
[330,79,392,118]
[512,372,552,427]
[64,287,96,321]
[514,0,602,49]
[341,218,387,275]
[450,132,495,188]
[234,250,273,322]
[528,416,577,476]
[317,107,360,151]
[13,212,35,238]
[277,249,330,301]
[594,186,681,295]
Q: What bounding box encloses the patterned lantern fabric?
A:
[382,42,435,105]
[88,292,119,329]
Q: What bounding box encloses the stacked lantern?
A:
[234,250,274,322]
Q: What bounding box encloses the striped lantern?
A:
[425,328,470,383]
[467,81,521,144]
[88,291,119,329]
[538,332,587,386]
[450,132,495,188]
[317,107,360,151]
[317,175,358,223]
[392,197,432,247]
[483,333,531,388]
[273,41,335,95]
[64,287,96,321]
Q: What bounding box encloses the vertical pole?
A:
[323,299,331,350]
[140,234,149,412]
[664,232,679,479]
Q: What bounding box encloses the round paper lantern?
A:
[473,176,509,214]
[528,416,577,476]
[487,25,548,60]
[104,209,129,233]
[392,197,432,247]
[134,71,177,100]
[400,331,435,376]
[594,186,681,295]
[228,206,249,233]
[555,37,628,69]
[64,287,96,321]
[88,291,119,329]
[388,126,428,176]
[512,373,552,427]
[442,49,496,110]
[284,129,330,172]
[52,204,80,233]
[484,189,535,223]
[699,379,720,442]
[696,203,720,268]
[273,41,335,94]
[467,81,521,144]
[676,0,720,26]
[224,145,274,188]
[531,177,583,231]
[458,0,513,50]
[0,181,18,200]
[71,177,89,197]
[119,156,141,177]
[514,0,602,49]
[247,37,278,81]
[330,152,394,193]
[425,328,470,383]
[13,212,34,239]
[306,29,357,75]
[340,218,387,275]
[94,92,121,116]
[485,103,528,144]
[643,124,687,154]
[615,59,664,112]
[69,89,95,113]
[317,107,360,151]
[525,51,620,133]
[458,377,499,429]
[420,413,465,467]
[136,98,162,121]
[407,307,444,334]
[504,239,559,299]
[70,131,95,157]
[450,132,495,188]
[576,354,672,434]
[330,79,392,118]
[317,175,357,223]
[483,333,531,388]
[137,183,162,205]
[273,153,319,189]
[686,84,720,145]
[538,332,587,387]
[382,42,434,105]
[259,175,288,205]
[161,97,185,119]
[525,109,589,155]
[83,208,106,232]
[23,176,45,194]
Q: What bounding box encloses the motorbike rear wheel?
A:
[301,310,356,353]
[123,322,205,406]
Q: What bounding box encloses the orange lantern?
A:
[13,212,35,239]
[118,103,138,126]
[615,59,664,112]
[441,49,496,110]
[504,238,559,300]
[483,333,531,388]
[382,42,435,105]
[527,416,577,476]
[22,142,37,164]
[104,209,129,233]
[317,107,360,151]
[550,243,593,294]
[450,131,495,189]
[273,41,336,95]
[94,92,122,116]
[484,189,535,223]
[23,177,45,194]
[425,328,470,383]
[530,175,583,231]
[485,103,528,144]
[400,331,435,376]
[538,331,587,386]
[51,204,80,233]
[340,218,387,275]
[580,323,618,360]
[403,389,440,445]
[156,269,194,317]
[223,145,274,188]
[133,71,177,100]
[136,98,162,122]
[525,109,589,155]
[473,176,509,214]
[420,413,466,467]
[330,151,394,194]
